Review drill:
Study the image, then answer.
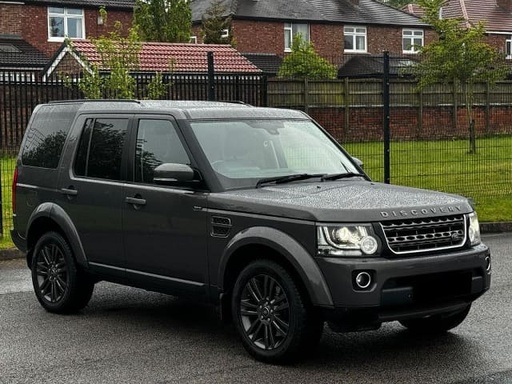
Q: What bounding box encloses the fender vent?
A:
[211,216,232,238]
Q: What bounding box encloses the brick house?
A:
[190,0,435,75]
[0,0,135,72]
[403,0,512,59]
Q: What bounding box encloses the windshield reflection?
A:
[190,119,359,189]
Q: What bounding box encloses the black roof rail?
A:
[48,99,141,104]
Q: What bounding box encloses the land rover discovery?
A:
[11,100,491,363]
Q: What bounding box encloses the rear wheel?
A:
[399,304,471,334]
[31,232,94,314]
[231,260,323,364]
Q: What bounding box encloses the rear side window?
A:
[74,118,129,180]
[21,104,79,168]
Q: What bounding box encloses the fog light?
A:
[355,272,372,289]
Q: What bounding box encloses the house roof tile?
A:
[442,0,512,32]
[69,41,261,73]
[191,0,428,27]
[0,35,48,68]
[24,0,135,9]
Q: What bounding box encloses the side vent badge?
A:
[211,216,232,238]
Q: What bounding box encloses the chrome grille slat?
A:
[381,215,466,254]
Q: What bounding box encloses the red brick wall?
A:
[232,20,284,54]
[18,5,133,57]
[0,4,23,35]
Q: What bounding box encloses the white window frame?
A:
[221,29,229,38]
[402,29,424,54]
[189,36,197,44]
[48,7,85,42]
[344,26,367,53]
[506,35,512,59]
[284,23,310,52]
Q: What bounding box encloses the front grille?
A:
[381,215,466,255]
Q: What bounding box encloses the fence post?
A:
[207,52,215,101]
[344,77,350,134]
[304,78,309,114]
[383,52,391,184]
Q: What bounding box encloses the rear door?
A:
[122,116,209,298]
[57,115,131,272]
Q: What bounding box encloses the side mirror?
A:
[352,157,364,169]
[153,163,196,185]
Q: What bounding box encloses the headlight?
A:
[318,225,380,257]
[468,212,481,246]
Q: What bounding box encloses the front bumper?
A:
[316,243,491,325]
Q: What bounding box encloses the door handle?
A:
[61,187,78,198]
[125,196,147,206]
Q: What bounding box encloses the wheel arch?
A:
[218,227,333,308]
[26,203,88,269]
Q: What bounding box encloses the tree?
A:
[134,0,192,43]
[69,8,169,99]
[277,35,337,80]
[413,0,507,153]
[201,0,234,45]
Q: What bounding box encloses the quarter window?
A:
[284,23,310,52]
[506,35,512,59]
[135,119,190,184]
[48,7,85,41]
[74,118,129,180]
[344,26,367,53]
[403,29,424,53]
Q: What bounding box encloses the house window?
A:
[506,36,512,59]
[48,7,85,41]
[344,26,367,53]
[189,36,197,44]
[403,29,424,53]
[284,23,310,52]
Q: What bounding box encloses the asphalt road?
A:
[0,233,511,384]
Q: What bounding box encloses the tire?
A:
[399,304,471,334]
[231,260,323,364]
[31,232,94,314]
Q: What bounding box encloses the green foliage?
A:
[134,0,192,43]
[201,0,234,45]
[277,35,337,80]
[413,0,507,152]
[70,7,170,99]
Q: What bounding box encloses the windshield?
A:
[190,119,360,190]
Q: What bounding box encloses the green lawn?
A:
[1,135,511,248]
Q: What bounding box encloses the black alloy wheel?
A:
[232,260,323,364]
[239,273,290,351]
[32,232,94,314]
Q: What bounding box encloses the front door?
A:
[122,117,209,298]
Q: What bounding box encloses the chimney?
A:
[497,0,512,12]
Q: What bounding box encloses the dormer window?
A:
[48,7,85,41]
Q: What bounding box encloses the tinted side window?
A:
[21,104,79,168]
[74,118,129,181]
[135,119,190,184]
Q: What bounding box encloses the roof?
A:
[337,54,418,78]
[45,41,261,78]
[441,0,512,32]
[190,0,428,27]
[24,0,135,9]
[0,35,48,69]
[401,3,425,18]
[242,53,283,76]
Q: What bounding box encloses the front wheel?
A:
[31,232,94,314]
[231,260,323,364]
[399,304,471,334]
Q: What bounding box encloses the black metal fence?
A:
[1,55,512,239]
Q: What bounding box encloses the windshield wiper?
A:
[320,172,366,182]
[256,173,325,188]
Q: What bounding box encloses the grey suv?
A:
[12,100,491,363]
